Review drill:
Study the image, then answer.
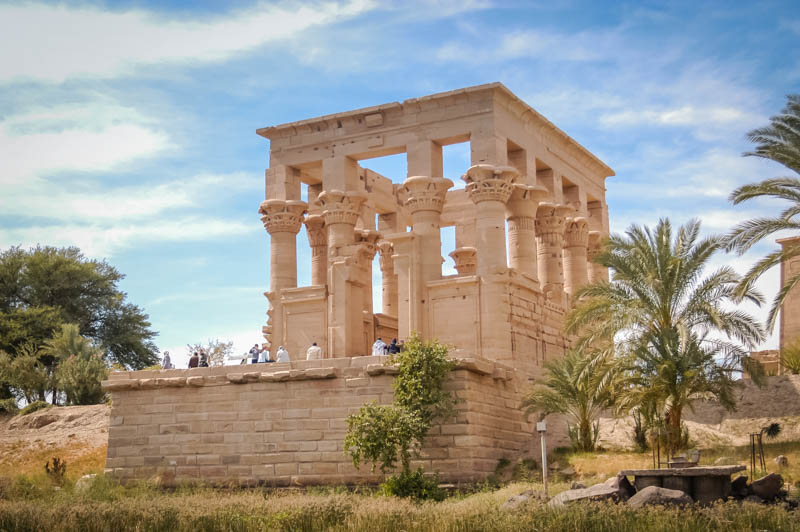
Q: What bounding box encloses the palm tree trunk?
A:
[580,418,593,452]
[667,405,683,453]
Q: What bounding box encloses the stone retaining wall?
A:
[103,356,567,485]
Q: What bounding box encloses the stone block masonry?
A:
[102,357,569,485]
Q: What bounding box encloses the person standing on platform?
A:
[372,337,387,356]
[188,352,199,368]
[306,342,322,360]
[249,343,261,364]
[276,346,290,363]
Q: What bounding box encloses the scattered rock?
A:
[774,455,789,467]
[559,467,575,477]
[751,473,783,501]
[570,482,586,490]
[501,489,546,510]
[548,462,561,471]
[731,475,749,498]
[604,473,636,500]
[744,495,763,504]
[713,456,734,466]
[75,474,96,492]
[548,483,620,508]
[627,486,692,508]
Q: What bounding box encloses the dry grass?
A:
[0,442,106,479]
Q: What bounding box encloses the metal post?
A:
[537,421,548,497]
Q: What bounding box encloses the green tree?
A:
[0,344,53,404]
[522,348,616,452]
[567,219,766,451]
[45,324,108,405]
[0,246,157,368]
[344,335,455,476]
[725,94,800,330]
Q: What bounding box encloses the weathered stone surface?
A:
[502,489,546,510]
[627,486,692,508]
[570,482,586,490]
[559,467,575,477]
[604,473,636,500]
[731,475,749,498]
[548,483,620,507]
[75,474,96,492]
[751,473,783,500]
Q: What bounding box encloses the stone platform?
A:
[620,466,746,504]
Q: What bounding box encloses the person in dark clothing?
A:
[199,350,209,367]
[188,352,199,368]
[387,338,400,354]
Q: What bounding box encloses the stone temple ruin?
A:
[102,83,615,485]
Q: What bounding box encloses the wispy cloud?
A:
[0,0,376,84]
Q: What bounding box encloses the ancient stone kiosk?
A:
[102,83,614,485]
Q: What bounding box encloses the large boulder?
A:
[750,473,783,500]
[75,474,97,492]
[627,486,692,508]
[730,475,749,498]
[604,473,636,500]
[548,483,620,508]
[501,489,547,510]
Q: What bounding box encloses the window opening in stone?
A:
[441,225,456,276]
[442,142,470,189]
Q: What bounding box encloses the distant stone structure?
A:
[102,83,614,485]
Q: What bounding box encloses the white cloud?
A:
[600,105,758,129]
[0,0,376,84]
[0,216,256,258]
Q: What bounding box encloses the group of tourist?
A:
[169,337,401,369]
[371,337,402,356]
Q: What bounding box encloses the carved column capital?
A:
[564,217,590,248]
[535,203,572,240]
[399,176,453,214]
[316,189,368,226]
[506,183,549,219]
[377,240,395,272]
[258,199,307,234]
[305,214,327,249]
[587,231,603,260]
[462,164,518,204]
[355,229,382,262]
[449,247,477,276]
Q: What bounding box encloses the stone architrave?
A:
[587,231,607,284]
[506,183,549,280]
[305,214,327,286]
[449,247,477,276]
[399,176,453,283]
[377,240,398,317]
[462,164,518,276]
[259,199,308,293]
[563,217,590,297]
[535,203,572,296]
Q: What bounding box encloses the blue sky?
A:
[1,0,798,367]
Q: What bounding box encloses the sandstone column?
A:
[506,183,549,280]
[462,164,518,276]
[377,240,398,316]
[587,231,608,283]
[305,214,327,286]
[259,199,308,293]
[356,229,382,315]
[535,203,571,296]
[563,217,590,298]
[399,176,453,284]
[317,190,367,249]
[449,247,477,276]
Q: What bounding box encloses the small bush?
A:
[512,458,539,482]
[19,400,50,416]
[44,457,67,485]
[379,468,445,501]
[0,398,18,414]
[781,340,800,374]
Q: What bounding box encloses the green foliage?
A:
[781,340,800,374]
[724,94,800,331]
[45,324,109,405]
[379,468,446,501]
[344,335,455,476]
[568,218,766,452]
[19,400,51,416]
[0,345,53,403]
[522,348,616,452]
[0,397,18,414]
[0,246,158,369]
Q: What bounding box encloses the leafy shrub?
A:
[781,341,800,374]
[511,458,539,482]
[379,468,445,501]
[44,457,67,485]
[20,400,50,415]
[56,351,108,405]
[0,397,18,414]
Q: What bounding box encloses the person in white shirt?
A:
[260,348,272,363]
[276,346,290,363]
[372,337,387,356]
[162,351,173,369]
[306,342,322,360]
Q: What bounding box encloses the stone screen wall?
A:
[103,356,568,485]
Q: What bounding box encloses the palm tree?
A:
[567,218,766,451]
[726,94,800,329]
[522,348,616,452]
